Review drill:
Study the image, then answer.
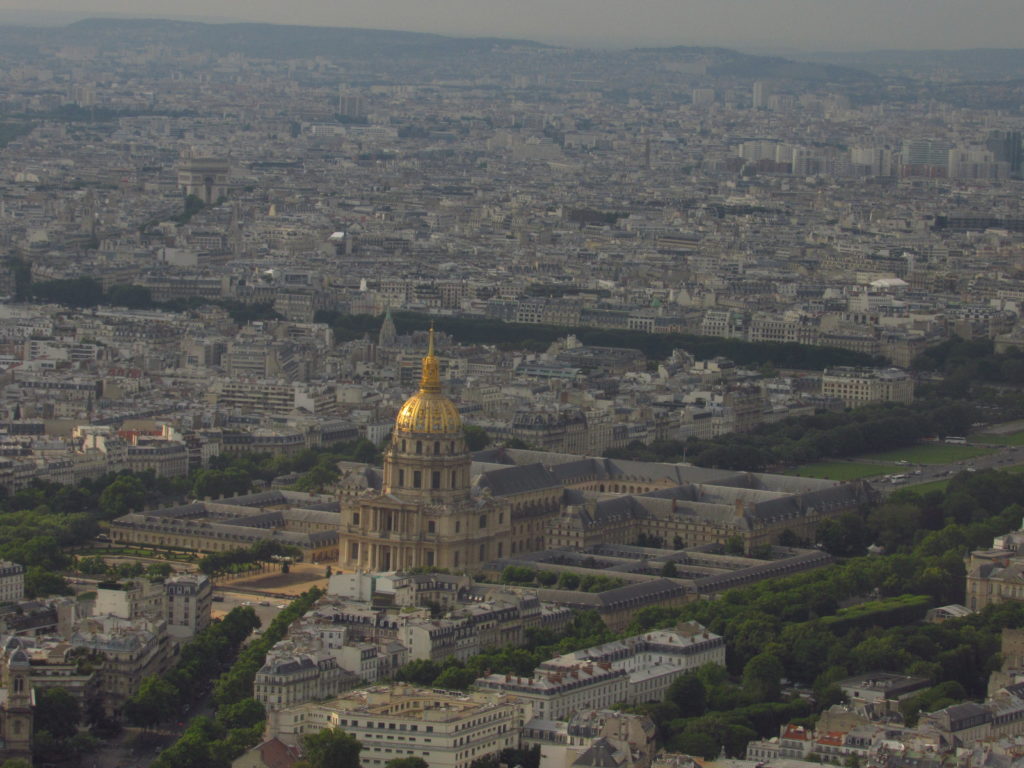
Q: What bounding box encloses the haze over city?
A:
[1,5,1024,768]
[1,0,1024,50]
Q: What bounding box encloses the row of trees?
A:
[912,336,1024,385]
[818,467,1024,558]
[151,587,323,768]
[212,587,324,710]
[0,469,189,596]
[315,310,886,370]
[607,397,975,471]
[124,606,261,729]
[203,438,381,494]
[198,540,303,577]
[25,274,282,323]
[497,565,627,593]
[76,556,172,582]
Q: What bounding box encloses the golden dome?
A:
[394,327,463,435]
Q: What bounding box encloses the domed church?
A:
[338,328,510,573]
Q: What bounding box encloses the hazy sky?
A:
[2,0,1023,51]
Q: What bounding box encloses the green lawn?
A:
[899,464,1024,496]
[787,462,895,481]
[859,444,993,464]
[975,431,1024,446]
[898,478,951,496]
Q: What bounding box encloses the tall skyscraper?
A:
[752,81,769,109]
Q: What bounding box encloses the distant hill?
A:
[799,48,1024,80]
[0,16,878,85]
[630,45,876,82]
[63,17,551,59]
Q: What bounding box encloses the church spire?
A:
[419,323,441,393]
[379,308,397,347]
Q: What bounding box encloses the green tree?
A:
[742,652,784,702]
[298,727,362,768]
[433,665,477,690]
[98,475,146,519]
[724,536,744,555]
[867,503,923,552]
[124,675,179,729]
[395,659,441,686]
[217,698,266,730]
[672,729,719,759]
[24,567,70,598]
[106,284,155,309]
[116,561,145,578]
[816,512,869,556]
[31,277,104,308]
[386,759,430,768]
[464,426,491,452]
[146,562,173,581]
[77,555,109,575]
[556,572,580,590]
[666,672,706,717]
[34,687,80,741]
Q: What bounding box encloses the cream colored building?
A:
[267,684,521,768]
[0,563,24,604]
[255,652,357,713]
[475,665,628,722]
[539,623,726,705]
[165,573,212,641]
[69,615,171,717]
[95,579,166,622]
[820,366,914,408]
[522,709,657,768]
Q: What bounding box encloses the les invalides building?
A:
[338,329,510,573]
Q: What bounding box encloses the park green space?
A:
[859,444,993,464]
[901,464,1024,497]
[786,462,894,481]
[975,430,1024,446]
[899,478,951,496]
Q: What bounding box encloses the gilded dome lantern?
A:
[394,326,463,437]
